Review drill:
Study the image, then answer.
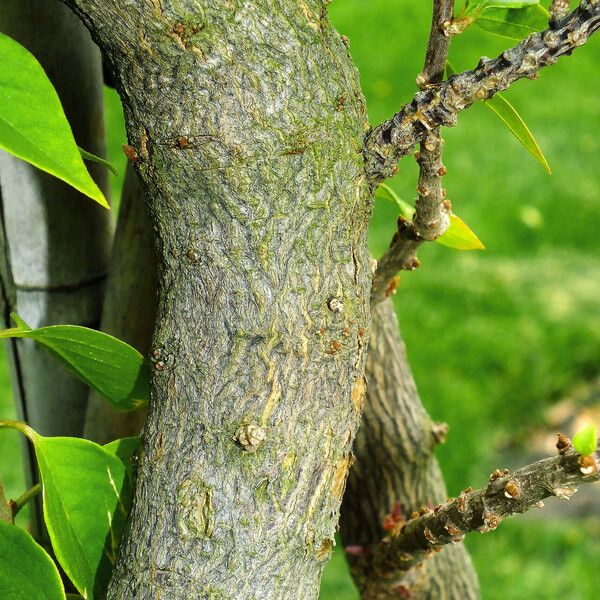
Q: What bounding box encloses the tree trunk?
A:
[0,0,112,536]
[341,300,479,599]
[63,1,373,597]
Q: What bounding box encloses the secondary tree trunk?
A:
[64,1,373,597]
[0,0,112,536]
[341,300,479,599]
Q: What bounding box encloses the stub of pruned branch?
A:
[352,437,599,578]
[364,1,600,184]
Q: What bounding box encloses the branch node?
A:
[503,481,520,499]
[432,421,449,444]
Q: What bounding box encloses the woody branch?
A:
[371,0,453,305]
[354,436,599,577]
[364,0,600,185]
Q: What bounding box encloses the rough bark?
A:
[356,438,599,576]
[0,0,112,536]
[84,164,156,444]
[341,300,479,599]
[61,1,373,597]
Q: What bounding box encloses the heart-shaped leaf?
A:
[0,32,108,207]
[0,314,149,411]
[0,520,66,600]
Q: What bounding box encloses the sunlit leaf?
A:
[436,214,485,250]
[375,183,414,220]
[104,436,140,484]
[573,424,597,457]
[466,0,540,11]
[0,520,66,600]
[0,33,108,207]
[484,94,551,174]
[475,5,549,40]
[0,422,135,600]
[36,437,132,599]
[0,314,149,411]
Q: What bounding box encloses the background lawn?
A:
[1,1,599,598]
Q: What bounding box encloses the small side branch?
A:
[419,0,454,85]
[364,1,600,183]
[355,438,599,576]
[370,0,453,305]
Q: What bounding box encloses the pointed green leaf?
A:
[0,520,66,600]
[0,33,108,207]
[79,147,118,177]
[573,424,597,457]
[375,183,414,220]
[0,314,149,410]
[484,94,550,174]
[36,437,133,600]
[466,0,540,12]
[475,5,549,40]
[436,214,486,250]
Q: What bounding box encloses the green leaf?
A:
[475,5,549,40]
[104,437,140,484]
[79,147,118,177]
[436,214,486,250]
[484,94,551,174]
[0,520,66,600]
[466,0,540,11]
[36,437,133,600]
[0,314,149,410]
[0,33,108,208]
[375,183,414,220]
[572,424,597,457]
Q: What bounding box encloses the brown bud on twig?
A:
[556,433,572,454]
[504,481,520,499]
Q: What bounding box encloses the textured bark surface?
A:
[0,0,112,536]
[341,300,479,599]
[63,1,373,597]
[84,165,155,443]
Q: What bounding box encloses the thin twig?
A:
[353,437,599,577]
[364,1,600,184]
[10,483,42,519]
[370,0,454,305]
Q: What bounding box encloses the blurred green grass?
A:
[2,1,600,598]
